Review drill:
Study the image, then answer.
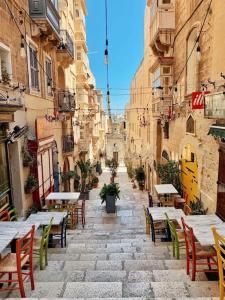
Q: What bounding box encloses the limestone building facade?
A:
[126,0,225,216]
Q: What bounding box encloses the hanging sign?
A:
[192,91,210,109]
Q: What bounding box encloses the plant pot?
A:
[79,191,89,200]
[106,195,116,213]
[93,183,98,188]
[138,183,145,191]
[24,186,36,194]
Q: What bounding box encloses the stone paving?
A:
[2,168,220,299]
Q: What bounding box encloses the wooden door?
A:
[113,152,118,163]
[216,148,225,220]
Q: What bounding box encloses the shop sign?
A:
[192,91,210,109]
[36,117,54,140]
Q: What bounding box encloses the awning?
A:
[208,124,225,139]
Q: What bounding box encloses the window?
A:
[163,121,169,139]
[75,9,80,17]
[162,150,169,160]
[0,42,12,84]
[29,44,39,91]
[186,28,199,94]
[51,0,58,10]
[77,52,82,60]
[162,0,171,4]
[186,115,195,134]
[45,57,52,96]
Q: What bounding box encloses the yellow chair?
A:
[143,205,150,235]
[212,227,225,300]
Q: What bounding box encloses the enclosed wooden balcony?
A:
[55,90,75,113]
[150,0,175,56]
[152,96,172,118]
[28,0,60,42]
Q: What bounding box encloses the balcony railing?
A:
[58,30,74,58]
[205,92,225,119]
[29,0,60,37]
[55,90,75,113]
[63,135,74,153]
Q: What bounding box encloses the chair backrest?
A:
[184,204,192,215]
[181,217,196,259]
[148,193,153,207]
[165,213,178,241]
[16,225,35,271]
[212,227,225,288]
[41,217,53,249]
[61,215,68,234]
[0,210,10,221]
[143,205,150,224]
[8,207,17,221]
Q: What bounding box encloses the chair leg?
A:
[172,239,175,258]
[40,249,44,270]
[186,255,190,275]
[8,273,12,286]
[29,265,35,291]
[191,259,196,281]
[45,247,48,267]
[219,278,224,300]
[207,257,211,270]
[17,270,26,298]
[61,233,63,248]
[176,241,180,260]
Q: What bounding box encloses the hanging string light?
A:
[104,0,112,121]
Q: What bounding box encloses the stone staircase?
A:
[3,170,220,299]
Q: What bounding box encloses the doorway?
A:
[113,152,118,163]
[216,147,225,220]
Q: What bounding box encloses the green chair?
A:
[33,217,53,270]
[165,213,185,259]
[8,207,17,221]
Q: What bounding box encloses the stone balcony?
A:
[55,90,75,114]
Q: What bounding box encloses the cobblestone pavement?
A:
[3,168,219,299]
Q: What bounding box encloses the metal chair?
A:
[49,215,68,248]
[0,225,35,298]
[181,217,218,281]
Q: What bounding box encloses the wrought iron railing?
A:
[58,30,74,58]
[55,90,75,112]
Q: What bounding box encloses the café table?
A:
[45,192,80,204]
[148,207,185,222]
[177,214,223,229]
[0,221,40,238]
[0,230,18,253]
[191,223,225,246]
[26,211,67,226]
[154,184,179,195]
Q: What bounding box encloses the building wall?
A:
[126,0,225,213]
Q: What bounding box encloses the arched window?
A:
[186,115,195,134]
[186,28,199,94]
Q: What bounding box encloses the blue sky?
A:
[86,0,145,112]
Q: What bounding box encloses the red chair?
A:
[0,210,10,221]
[181,217,218,281]
[0,225,35,297]
[76,199,85,228]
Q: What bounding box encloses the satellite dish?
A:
[7,125,28,143]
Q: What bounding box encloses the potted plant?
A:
[24,175,38,194]
[135,166,146,190]
[73,173,80,192]
[25,204,39,219]
[99,183,120,213]
[92,176,99,188]
[189,198,208,215]
[77,159,92,200]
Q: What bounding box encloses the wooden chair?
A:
[33,218,53,270]
[143,205,150,235]
[0,210,10,221]
[148,192,160,207]
[49,215,68,248]
[8,207,17,221]
[212,227,225,300]
[76,199,85,228]
[148,211,166,243]
[183,204,192,215]
[181,217,218,281]
[0,225,35,298]
[165,213,185,259]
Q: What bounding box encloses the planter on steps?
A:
[106,195,116,213]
